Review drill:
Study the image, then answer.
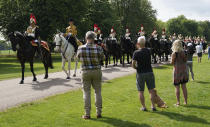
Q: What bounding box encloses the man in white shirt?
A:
[196,43,202,63]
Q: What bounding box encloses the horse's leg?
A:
[109,54,111,64]
[62,58,68,79]
[127,53,130,64]
[113,56,116,66]
[122,53,125,66]
[20,61,25,84]
[44,64,48,79]
[73,59,78,77]
[66,59,71,79]
[30,61,37,81]
[105,54,108,68]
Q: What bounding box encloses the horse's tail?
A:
[48,53,53,69]
[40,45,54,69]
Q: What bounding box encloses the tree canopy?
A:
[0,0,157,41]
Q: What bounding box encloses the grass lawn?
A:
[0,50,16,55]
[0,53,81,81]
[0,55,210,127]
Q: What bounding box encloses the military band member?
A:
[138,24,145,37]
[26,14,40,46]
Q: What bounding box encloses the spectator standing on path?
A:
[185,43,194,81]
[77,31,104,119]
[132,36,157,111]
[171,40,189,106]
[196,43,202,63]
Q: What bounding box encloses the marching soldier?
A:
[138,24,145,37]
[26,14,40,46]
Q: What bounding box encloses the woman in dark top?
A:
[171,40,189,106]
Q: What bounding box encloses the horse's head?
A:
[54,33,64,52]
[8,31,24,51]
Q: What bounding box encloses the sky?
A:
[149,0,210,22]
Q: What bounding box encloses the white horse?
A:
[54,33,78,79]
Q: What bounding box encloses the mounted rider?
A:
[97,27,103,44]
[65,18,82,52]
[160,28,167,42]
[172,33,177,42]
[26,14,40,46]
[125,27,131,40]
[152,29,158,41]
[138,24,145,37]
[110,27,117,41]
[93,24,99,44]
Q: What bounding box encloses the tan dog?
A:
[154,89,168,108]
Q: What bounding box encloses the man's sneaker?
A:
[152,108,157,111]
[141,107,147,111]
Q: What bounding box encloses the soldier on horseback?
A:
[110,27,117,40]
[172,33,177,42]
[138,24,145,37]
[97,27,103,45]
[125,27,131,40]
[152,29,158,41]
[65,18,82,52]
[26,14,40,46]
[160,28,167,42]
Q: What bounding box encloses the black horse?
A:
[104,37,122,66]
[159,39,172,61]
[120,36,134,66]
[8,31,53,84]
[148,36,161,63]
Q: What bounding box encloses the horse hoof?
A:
[44,75,48,79]
[33,78,37,81]
[73,74,76,77]
[19,80,24,84]
[66,77,70,79]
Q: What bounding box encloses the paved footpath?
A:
[0,63,166,111]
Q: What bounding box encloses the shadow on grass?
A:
[195,81,210,84]
[185,104,210,110]
[155,111,210,125]
[91,117,151,127]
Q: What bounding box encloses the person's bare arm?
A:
[171,53,175,65]
[132,60,137,69]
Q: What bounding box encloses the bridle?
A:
[55,33,69,60]
[55,34,63,47]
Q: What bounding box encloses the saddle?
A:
[31,40,50,52]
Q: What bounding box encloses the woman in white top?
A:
[196,43,202,63]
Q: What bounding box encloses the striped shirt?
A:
[77,42,104,70]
